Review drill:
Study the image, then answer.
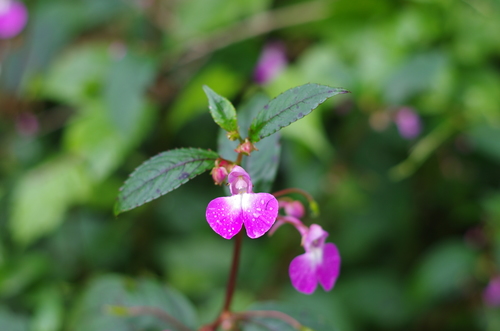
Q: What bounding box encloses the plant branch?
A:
[123,306,194,331]
[223,231,244,312]
[163,0,330,70]
[236,310,303,329]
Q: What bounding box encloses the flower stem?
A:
[272,188,319,217]
[223,231,243,312]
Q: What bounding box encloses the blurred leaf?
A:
[0,306,29,331]
[0,254,49,299]
[468,124,500,164]
[410,239,476,306]
[30,286,64,331]
[9,157,91,246]
[248,84,349,142]
[104,53,156,135]
[41,44,109,104]
[115,148,219,215]
[384,51,447,104]
[243,301,336,331]
[64,101,155,181]
[69,275,197,331]
[203,85,238,134]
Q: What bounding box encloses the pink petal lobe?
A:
[316,243,341,291]
[241,193,278,239]
[289,253,317,294]
[206,196,244,239]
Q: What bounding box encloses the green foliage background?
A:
[1,0,500,330]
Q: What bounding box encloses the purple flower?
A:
[206,166,278,239]
[0,0,28,39]
[289,224,341,294]
[253,42,287,85]
[483,276,500,307]
[394,107,422,139]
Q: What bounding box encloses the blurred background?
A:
[1,0,500,330]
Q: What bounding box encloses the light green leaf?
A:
[203,85,238,133]
[9,157,91,246]
[248,84,349,142]
[115,148,219,215]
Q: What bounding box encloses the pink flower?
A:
[0,0,28,39]
[483,276,500,307]
[289,224,341,294]
[394,107,421,139]
[253,42,287,85]
[206,166,278,239]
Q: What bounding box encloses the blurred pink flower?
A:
[253,42,287,85]
[0,0,28,39]
[16,112,39,136]
[394,107,422,139]
[289,224,341,294]
[483,276,500,307]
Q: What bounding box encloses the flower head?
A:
[394,107,421,139]
[289,224,341,294]
[253,41,287,85]
[483,276,500,307]
[206,166,278,239]
[0,0,28,39]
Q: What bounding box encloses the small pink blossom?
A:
[279,200,305,219]
[0,0,28,39]
[253,42,287,85]
[394,107,421,139]
[483,276,500,307]
[206,166,278,239]
[289,224,341,294]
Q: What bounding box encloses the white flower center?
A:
[0,0,11,15]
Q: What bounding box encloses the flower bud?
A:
[234,139,258,156]
[211,166,228,185]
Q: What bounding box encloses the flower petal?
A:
[316,243,341,291]
[206,196,244,239]
[289,252,318,294]
[241,193,278,239]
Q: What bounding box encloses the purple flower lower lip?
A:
[206,166,278,239]
[394,107,421,139]
[0,1,28,39]
[253,41,287,85]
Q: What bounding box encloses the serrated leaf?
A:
[115,148,218,215]
[203,85,238,133]
[248,84,349,142]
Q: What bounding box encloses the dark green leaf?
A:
[203,85,238,133]
[68,275,197,331]
[115,148,218,215]
[243,301,337,331]
[248,84,349,142]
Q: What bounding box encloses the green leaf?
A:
[68,275,197,331]
[248,84,349,142]
[115,148,219,215]
[0,306,29,331]
[203,85,238,134]
[9,157,91,246]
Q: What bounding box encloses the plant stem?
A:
[223,231,244,312]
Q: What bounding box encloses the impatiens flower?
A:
[0,0,28,39]
[253,41,287,85]
[483,276,500,307]
[206,166,278,239]
[394,107,421,139]
[289,224,341,294]
[279,199,305,219]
